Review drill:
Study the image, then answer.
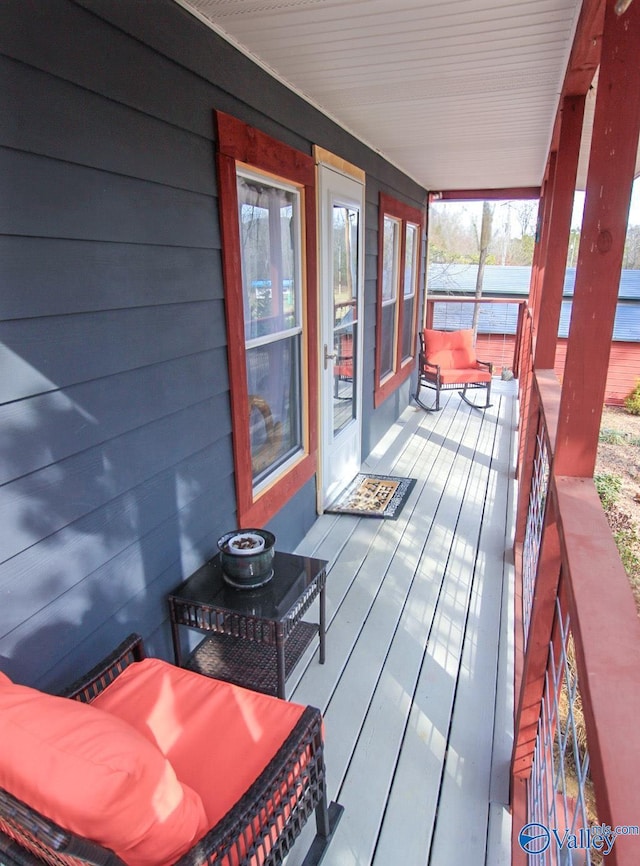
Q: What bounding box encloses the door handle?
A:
[324,344,336,370]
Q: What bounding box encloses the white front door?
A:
[318,164,365,508]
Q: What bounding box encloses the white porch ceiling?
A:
[177,0,637,195]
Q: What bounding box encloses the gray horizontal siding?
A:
[0,435,233,640]
[1,56,215,195]
[1,0,426,687]
[1,0,218,140]
[0,348,228,485]
[1,149,219,247]
[1,0,232,685]
[1,395,230,564]
[0,302,225,402]
[0,237,222,320]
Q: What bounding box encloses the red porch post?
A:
[534,95,586,369]
[554,0,640,478]
[528,154,556,341]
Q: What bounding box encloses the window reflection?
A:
[237,173,303,483]
[332,205,359,435]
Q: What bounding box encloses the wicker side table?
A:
[168,551,327,698]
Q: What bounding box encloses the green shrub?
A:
[624,381,640,415]
[599,428,626,445]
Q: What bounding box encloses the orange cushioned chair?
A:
[0,634,342,866]
[415,328,493,412]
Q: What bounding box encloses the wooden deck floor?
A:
[286,379,518,866]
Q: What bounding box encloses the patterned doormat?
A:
[326,474,417,520]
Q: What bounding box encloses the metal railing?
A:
[425,295,528,376]
[512,309,640,866]
[527,599,598,866]
[522,423,550,646]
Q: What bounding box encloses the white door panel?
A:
[318,165,364,507]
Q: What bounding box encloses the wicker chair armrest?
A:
[59,634,145,702]
[0,831,42,866]
[0,789,125,866]
[174,705,325,866]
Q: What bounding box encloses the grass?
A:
[593,472,622,511]
[599,428,640,447]
[594,471,640,612]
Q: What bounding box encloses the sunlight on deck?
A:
[287,379,517,866]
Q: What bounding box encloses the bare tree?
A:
[623,225,640,269]
[514,201,537,238]
[471,201,494,339]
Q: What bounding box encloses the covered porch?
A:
[286,380,517,865]
[3,1,640,864]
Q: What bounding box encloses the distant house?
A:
[427,264,640,405]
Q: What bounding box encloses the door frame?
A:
[314,147,366,511]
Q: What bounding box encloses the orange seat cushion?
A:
[423,328,477,369]
[0,677,208,866]
[437,367,492,385]
[91,658,307,827]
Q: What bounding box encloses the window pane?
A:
[332,204,358,435]
[237,175,300,341]
[333,205,359,320]
[401,224,419,361]
[404,224,418,297]
[379,303,396,378]
[382,216,400,302]
[247,336,302,483]
[380,215,400,378]
[401,295,416,361]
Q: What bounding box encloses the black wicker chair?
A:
[0,634,342,866]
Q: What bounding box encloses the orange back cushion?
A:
[423,328,477,369]
[0,678,208,866]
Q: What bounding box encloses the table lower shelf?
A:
[184,620,319,697]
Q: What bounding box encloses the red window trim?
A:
[374,193,425,408]
[215,111,318,527]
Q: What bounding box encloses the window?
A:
[238,173,303,484]
[379,215,401,379]
[216,112,318,526]
[374,194,425,407]
[402,222,419,362]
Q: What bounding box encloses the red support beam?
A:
[548,0,605,152]
[529,153,556,341]
[554,0,640,477]
[433,187,540,202]
[534,95,586,369]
